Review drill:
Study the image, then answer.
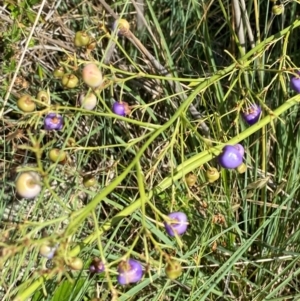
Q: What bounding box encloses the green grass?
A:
[2,0,300,300]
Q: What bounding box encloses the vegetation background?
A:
[1,0,300,300]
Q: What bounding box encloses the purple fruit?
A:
[164,212,188,236]
[218,145,243,169]
[117,259,143,285]
[242,104,261,125]
[112,102,126,116]
[290,72,300,93]
[234,144,245,157]
[89,258,105,273]
[44,113,63,131]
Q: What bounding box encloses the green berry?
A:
[17,95,36,112]
[83,176,97,188]
[68,257,83,270]
[165,260,182,280]
[62,74,79,89]
[74,31,90,47]
[185,173,197,187]
[206,168,220,183]
[53,66,65,78]
[48,148,67,163]
[237,163,247,174]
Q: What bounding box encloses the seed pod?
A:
[17,95,36,112]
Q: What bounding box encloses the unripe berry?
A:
[185,173,197,187]
[83,176,97,188]
[48,148,67,163]
[68,257,83,270]
[15,171,41,199]
[165,260,182,280]
[74,31,90,47]
[82,63,103,88]
[62,74,79,89]
[237,163,247,174]
[53,66,65,78]
[39,243,58,259]
[79,92,97,110]
[17,95,36,112]
[206,168,220,183]
[112,19,130,36]
[37,90,49,107]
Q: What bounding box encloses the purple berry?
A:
[117,259,143,285]
[112,102,125,116]
[218,145,243,169]
[89,258,105,273]
[164,212,188,236]
[242,104,261,125]
[234,144,245,157]
[290,72,300,93]
[44,113,63,130]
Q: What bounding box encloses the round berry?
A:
[185,173,197,187]
[242,104,261,125]
[165,260,182,280]
[62,74,79,89]
[290,72,300,93]
[79,92,97,110]
[37,90,49,107]
[39,244,58,259]
[218,145,243,169]
[17,95,36,112]
[112,102,125,116]
[82,63,103,88]
[206,168,220,183]
[68,257,83,270]
[74,31,90,47]
[15,171,41,199]
[44,113,63,131]
[112,19,130,36]
[234,144,245,157]
[83,176,97,188]
[53,66,65,78]
[117,259,143,285]
[164,212,188,236]
[89,258,105,273]
[237,162,247,174]
[49,148,67,163]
